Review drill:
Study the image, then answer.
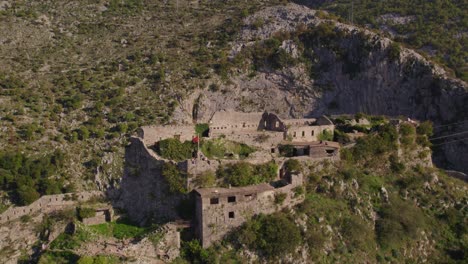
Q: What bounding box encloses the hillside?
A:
[297,0,468,82]
[0,0,466,263]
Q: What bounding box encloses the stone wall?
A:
[138,125,195,146]
[116,137,187,225]
[194,173,304,248]
[287,124,334,142]
[82,208,113,225]
[209,111,264,137]
[0,191,102,224]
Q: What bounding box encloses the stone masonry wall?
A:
[287,124,335,142]
[138,125,195,145]
[196,174,304,247]
[0,191,102,224]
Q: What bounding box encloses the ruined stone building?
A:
[194,170,304,247]
[120,110,340,247]
[208,110,335,143]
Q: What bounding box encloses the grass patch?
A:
[201,138,255,159]
[89,219,148,239]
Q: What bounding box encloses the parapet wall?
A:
[138,125,195,145]
[0,191,103,224]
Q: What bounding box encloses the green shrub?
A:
[376,198,426,250]
[180,240,215,264]
[156,138,195,161]
[201,139,255,159]
[89,220,148,239]
[416,121,433,137]
[194,171,216,188]
[77,207,96,219]
[274,192,287,204]
[237,213,301,259]
[195,123,209,137]
[162,163,187,194]
[340,215,375,251]
[318,129,334,141]
[279,144,294,157]
[284,159,302,173]
[218,161,278,187]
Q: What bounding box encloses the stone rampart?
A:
[0,191,103,224]
[138,125,195,146]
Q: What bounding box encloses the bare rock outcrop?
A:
[176,3,468,173]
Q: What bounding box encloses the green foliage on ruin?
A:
[193,171,216,188]
[235,212,302,259]
[341,123,398,166]
[161,163,187,194]
[89,220,148,240]
[195,123,209,137]
[278,144,294,157]
[200,139,255,159]
[217,161,278,187]
[77,207,96,219]
[284,159,302,173]
[179,240,216,264]
[156,138,195,161]
[318,129,334,141]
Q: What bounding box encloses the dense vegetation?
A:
[0,150,68,205]
[189,121,467,263]
[200,138,255,159]
[303,0,468,81]
[216,161,278,187]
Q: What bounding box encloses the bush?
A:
[194,171,216,188]
[201,139,255,159]
[274,192,287,204]
[180,240,215,264]
[237,213,301,258]
[318,129,334,141]
[218,161,278,187]
[157,138,195,161]
[376,198,426,249]
[77,207,96,219]
[284,159,302,173]
[340,215,375,251]
[195,123,209,137]
[162,163,187,194]
[279,144,294,157]
[416,121,433,137]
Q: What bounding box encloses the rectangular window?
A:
[311,130,315,136]
[271,148,275,153]
[228,196,236,203]
[302,131,305,137]
[293,132,296,137]
[228,211,235,219]
[210,198,219,205]
[275,121,279,128]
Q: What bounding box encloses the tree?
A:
[17,185,40,205]
[238,213,301,258]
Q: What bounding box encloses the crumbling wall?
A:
[287,124,334,142]
[209,111,264,137]
[116,137,187,225]
[0,191,102,224]
[138,125,195,145]
[196,174,304,247]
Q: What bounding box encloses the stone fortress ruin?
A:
[122,110,340,247]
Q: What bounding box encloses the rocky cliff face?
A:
[174,4,467,173]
